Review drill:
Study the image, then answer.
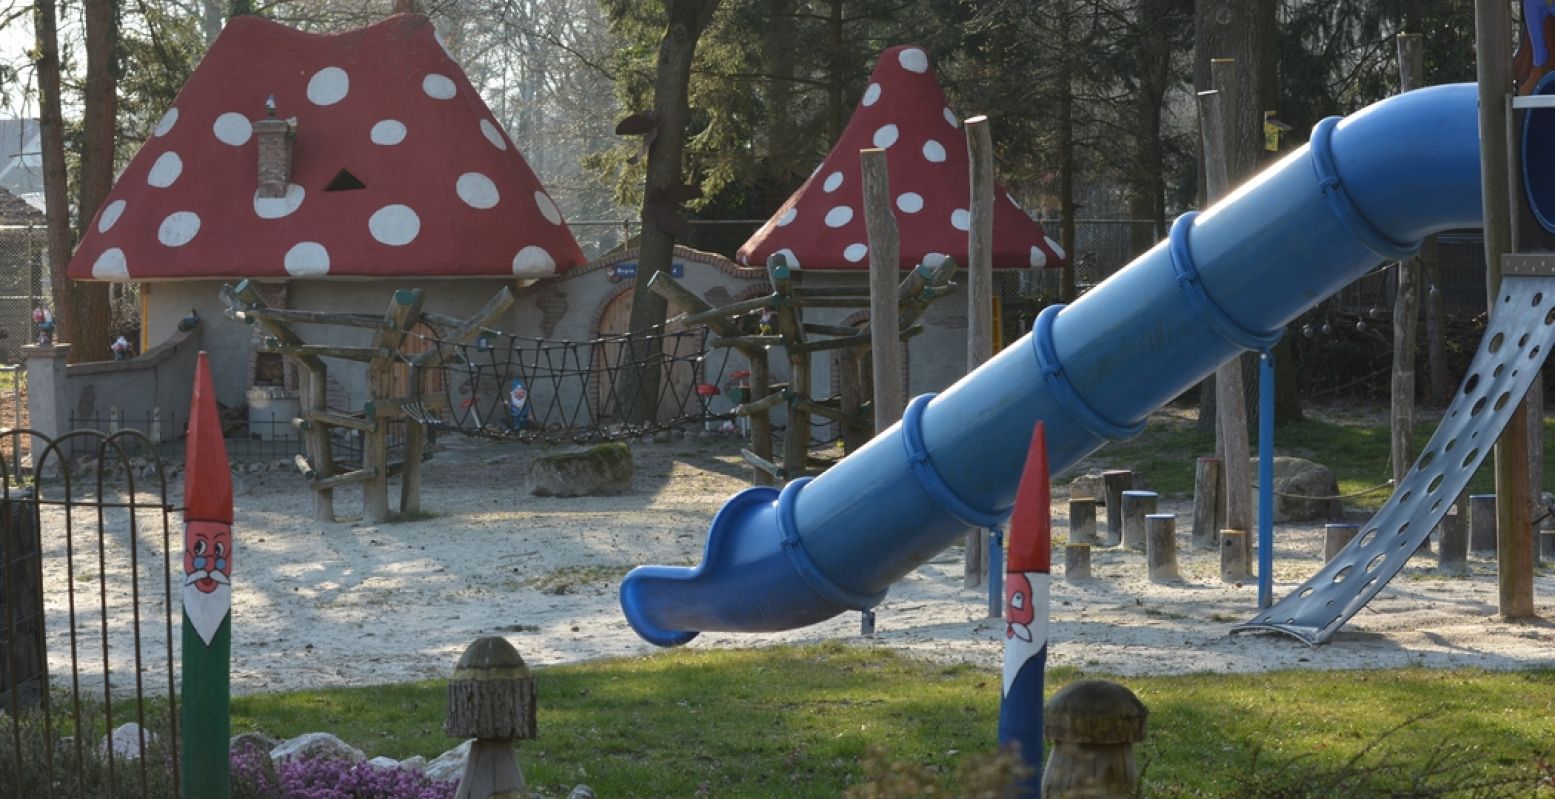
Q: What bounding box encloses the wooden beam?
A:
[679,295,773,327]
[646,272,748,338]
[803,322,862,337]
[230,306,386,330]
[260,342,390,361]
[966,115,995,591]
[711,335,785,349]
[733,390,787,417]
[312,467,377,491]
[740,448,783,480]
[412,287,515,369]
[302,409,376,432]
[231,280,325,374]
[769,253,811,481]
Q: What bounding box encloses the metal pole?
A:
[1258,349,1275,609]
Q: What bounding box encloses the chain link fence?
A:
[0,226,47,365]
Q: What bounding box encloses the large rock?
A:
[424,739,472,782]
[526,442,634,497]
[1250,456,1342,522]
[98,722,155,760]
[270,732,366,764]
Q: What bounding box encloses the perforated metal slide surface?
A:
[1234,267,1555,645]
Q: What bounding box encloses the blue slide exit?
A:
[620,83,1486,647]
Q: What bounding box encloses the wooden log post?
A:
[1438,490,1469,575]
[1323,523,1359,562]
[964,116,996,590]
[1064,543,1092,582]
[1120,490,1157,551]
[1220,529,1249,583]
[1470,493,1497,557]
[861,148,904,434]
[748,352,775,486]
[1069,497,1098,545]
[768,255,810,481]
[1145,513,1180,582]
[363,289,424,523]
[1391,34,1422,553]
[1043,680,1148,799]
[1191,456,1221,550]
[446,637,537,799]
[1101,470,1133,547]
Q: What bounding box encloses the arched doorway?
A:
[592,290,698,425]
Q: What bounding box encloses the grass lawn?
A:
[228,643,1555,798]
[1087,406,1555,511]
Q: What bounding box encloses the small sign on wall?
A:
[608,262,684,281]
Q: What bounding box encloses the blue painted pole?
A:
[1258,349,1276,609]
[987,528,1004,618]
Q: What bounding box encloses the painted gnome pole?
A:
[999,421,1050,796]
[182,352,233,797]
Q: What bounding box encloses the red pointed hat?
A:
[68,14,585,283]
[1007,421,1050,574]
[184,353,233,525]
[737,45,1065,271]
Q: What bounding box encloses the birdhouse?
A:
[445,636,536,740]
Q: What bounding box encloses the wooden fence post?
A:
[1438,490,1469,574]
[1102,470,1133,546]
[1121,490,1157,551]
[1191,456,1221,550]
[1145,514,1179,582]
[1470,493,1497,556]
[1064,544,1091,582]
[1069,497,1098,545]
[1324,523,1359,562]
[963,116,996,590]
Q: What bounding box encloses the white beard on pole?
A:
[183,579,231,646]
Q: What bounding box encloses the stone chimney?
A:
[255,96,294,198]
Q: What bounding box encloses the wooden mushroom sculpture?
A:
[446,636,537,799]
[1042,679,1148,799]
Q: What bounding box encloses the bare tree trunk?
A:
[623,0,721,424]
[201,0,224,42]
[825,0,843,145]
[65,0,117,364]
[34,0,73,354]
[1056,0,1077,302]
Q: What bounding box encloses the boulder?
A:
[270,732,366,764]
[1067,469,1106,500]
[230,731,279,758]
[98,722,154,760]
[1249,456,1342,522]
[526,442,634,497]
[424,739,472,782]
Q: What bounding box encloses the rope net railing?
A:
[408,323,753,443]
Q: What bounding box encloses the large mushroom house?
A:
[736,43,1065,396]
[65,12,585,414]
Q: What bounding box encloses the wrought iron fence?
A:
[0,428,181,799]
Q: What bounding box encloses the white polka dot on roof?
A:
[943,108,959,128]
[147,152,182,188]
[777,208,797,227]
[370,205,421,246]
[844,243,868,262]
[1045,236,1066,259]
[423,74,457,100]
[213,113,252,146]
[97,200,126,233]
[922,140,946,163]
[535,192,562,225]
[285,242,330,276]
[371,120,407,145]
[862,84,881,107]
[775,248,800,268]
[512,246,556,277]
[825,206,854,228]
[1029,245,1047,268]
[480,119,507,150]
[92,248,128,280]
[154,108,178,137]
[823,171,844,192]
[873,124,900,148]
[158,211,201,247]
[896,193,924,214]
[307,67,350,106]
[456,173,500,209]
[898,48,929,73]
[951,209,970,231]
[253,184,306,219]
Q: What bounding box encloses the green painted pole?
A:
[181,352,232,797]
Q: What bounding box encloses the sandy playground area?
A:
[35,419,1555,696]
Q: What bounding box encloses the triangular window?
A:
[324,169,366,191]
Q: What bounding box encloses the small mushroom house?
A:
[66,13,585,415]
[737,44,1064,395]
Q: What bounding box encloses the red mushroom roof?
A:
[68,14,585,282]
[737,45,1064,271]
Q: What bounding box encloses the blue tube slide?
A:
[620,83,1485,647]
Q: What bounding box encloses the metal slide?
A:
[620,82,1528,647]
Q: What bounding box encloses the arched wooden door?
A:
[593,291,697,425]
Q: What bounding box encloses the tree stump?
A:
[1220,529,1249,583]
[1043,680,1148,799]
[1064,544,1091,582]
[1469,493,1497,557]
[1120,490,1156,551]
[1191,456,1221,550]
[1069,497,1098,546]
[1145,514,1179,582]
[1323,523,1359,562]
[1438,491,1468,575]
[1101,470,1133,546]
[446,637,536,799]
